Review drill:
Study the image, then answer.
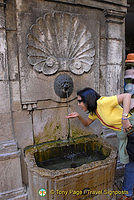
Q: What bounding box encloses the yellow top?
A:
[88,95,131,131]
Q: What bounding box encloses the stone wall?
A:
[0,0,28,199]
[0,0,127,199]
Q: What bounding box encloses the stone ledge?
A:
[0,187,28,200]
[9,194,28,200]
[0,139,21,160]
[0,139,18,154]
[48,0,128,10]
[0,150,21,161]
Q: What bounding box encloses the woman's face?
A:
[77,95,87,112]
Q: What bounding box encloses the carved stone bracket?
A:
[104,9,126,24]
[22,102,37,111]
[26,12,95,75]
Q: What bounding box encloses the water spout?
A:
[54,73,74,141]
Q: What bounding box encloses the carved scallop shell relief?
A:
[27,12,95,75]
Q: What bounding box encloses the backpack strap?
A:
[95,110,121,131]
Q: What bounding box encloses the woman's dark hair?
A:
[77,87,101,114]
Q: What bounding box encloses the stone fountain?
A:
[25,136,117,200]
[24,73,117,200]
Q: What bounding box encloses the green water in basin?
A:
[34,141,109,170]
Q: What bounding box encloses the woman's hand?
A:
[122,119,132,132]
[65,112,79,119]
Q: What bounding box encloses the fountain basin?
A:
[25,136,117,200]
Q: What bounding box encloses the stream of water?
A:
[34,88,108,171]
[66,91,71,140]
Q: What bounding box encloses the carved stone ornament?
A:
[26,12,95,75]
[54,74,74,98]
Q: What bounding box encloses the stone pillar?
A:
[102,10,126,170]
[104,10,126,95]
[0,1,27,199]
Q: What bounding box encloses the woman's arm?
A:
[117,93,132,114]
[66,112,93,127]
[117,93,132,132]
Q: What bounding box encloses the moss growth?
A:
[25,135,111,162]
[71,127,93,138]
[34,121,62,145]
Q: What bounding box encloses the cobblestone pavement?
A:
[114,167,134,200]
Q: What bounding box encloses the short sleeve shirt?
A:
[88,96,130,131]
